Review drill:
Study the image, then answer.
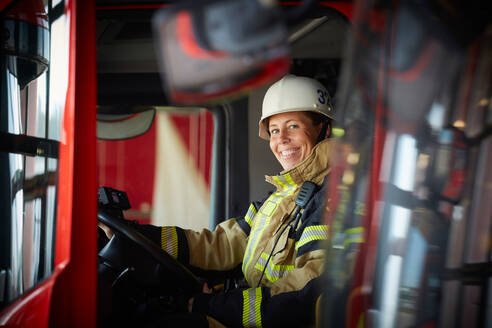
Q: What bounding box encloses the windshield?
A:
[320,2,492,327]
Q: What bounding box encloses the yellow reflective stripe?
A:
[245,203,257,227]
[242,288,263,327]
[242,290,250,327]
[261,201,277,216]
[295,225,329,252]
[345,226,364,234]
[284,173,296,187]
[242,174,297,283]
[161,227,178,259]
[242,206,272,281]
[259,253,295,272]
[254,253,294,283]
[272,173,298,193]
[343,237,364,248]
[272,175,287,190]
[343,226,365,248]
[354,201,366,216]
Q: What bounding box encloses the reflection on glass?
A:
[27,71,47,138]
[452,206,464,221]
[45,183,56,276]
[319,0,492,326]
[427,102,445,131]
[381,255,402,328]
[342,170,355,185]
[380,131,397,183]
[389,205,411,239]
[347,152,360,165]
[453,120,466,129]
[9,153,24,300]
[23,199,42,289]
[25,156,46,180]
[49,14,69,141]
[401,227,427,289]
[7,69,22,134]
[416,153,429,170]
[393,134,417,192]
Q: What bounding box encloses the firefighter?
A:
[104,74,335,327]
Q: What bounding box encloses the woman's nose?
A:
[279,129,289,142]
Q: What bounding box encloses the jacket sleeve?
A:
[132,202,263,274]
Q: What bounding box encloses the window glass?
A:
[44,169,57,276]
[52,0,63,7]
[319,3,492,327]
[96,109,214,231]
[48,14,69,141]
[5,67,23,134]
[462,118,492,264]
[23,197,42,289]
[7,153,24,302]
[0,0,66,311]
[26,72,47,138]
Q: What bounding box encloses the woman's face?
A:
[268,111,322,171]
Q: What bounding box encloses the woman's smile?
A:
[268,112,322,171]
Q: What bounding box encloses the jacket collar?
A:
[265,138,332,190]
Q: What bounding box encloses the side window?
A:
[96,109,214,231]
[0,0,68,310]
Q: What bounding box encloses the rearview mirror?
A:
[97,109,155,140]
[152,0,290,105]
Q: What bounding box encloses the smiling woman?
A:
[258,75,334,171]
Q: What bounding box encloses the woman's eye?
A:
[289,124,298,129]
[270,128,279,134]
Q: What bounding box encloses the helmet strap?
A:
[316,121,331,143]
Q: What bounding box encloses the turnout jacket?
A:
[140,139,333,327]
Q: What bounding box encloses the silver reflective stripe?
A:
[295,225,329,252]
[242,288,263,327]
[343,226,364,248]
[161,226,178,259]
[254,253,294,283]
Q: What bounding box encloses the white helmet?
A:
[258,74,334,139]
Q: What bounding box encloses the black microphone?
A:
[289,181,317,238]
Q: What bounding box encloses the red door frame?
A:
[0,0,97,327]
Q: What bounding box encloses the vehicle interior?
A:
[94,1,351,325]
[1,0,491,327]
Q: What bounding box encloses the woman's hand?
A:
[98,222,114,239]
[188,283,212,312]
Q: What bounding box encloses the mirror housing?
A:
[152,0,290,105]
[97,109,155,140]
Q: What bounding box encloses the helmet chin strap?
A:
[316,121,330,143]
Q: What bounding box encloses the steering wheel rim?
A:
[97,208,202,293]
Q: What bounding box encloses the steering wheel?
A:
[97,208,202,293]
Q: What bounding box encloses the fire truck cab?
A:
[0,0,491,327]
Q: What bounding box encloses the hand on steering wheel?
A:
[97,208,202,294]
